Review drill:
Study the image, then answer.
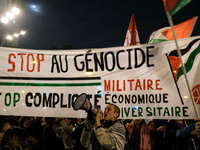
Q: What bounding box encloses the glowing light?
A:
[6,31,27,41]
[173,70,177,73]
[21,90,25,93]
[32,61,37,64]
[183,96,188,99]
[6,35,13,40]
[20,30,26,35]
[1,7,20,24]
[1,17,8,24]
[86,72,93,76]
[30,4,39,12]
[14,33,19,37]
[32,5,36,9]
[12,7,20,15]
[6,12,14,20]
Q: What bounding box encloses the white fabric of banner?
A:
[0,36,199,119]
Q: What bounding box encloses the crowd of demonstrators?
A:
[148,119,167,150]
[39,117,64,150]
[71,118,87,150]
[150,119,200,150]
[0,112,200,150]
[0,117,18,144]
[54,118,76,150]
[18,117,39,149]
[1,126,27,150]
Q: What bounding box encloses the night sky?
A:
[19,0,200,50]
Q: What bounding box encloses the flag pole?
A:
[167,14,199,118]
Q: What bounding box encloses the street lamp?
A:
[6,35,13,40]
[6,12,14,20]
[12,7,20,15]
[14,33,19,37]
[20,30,26,35]
[1,17,8,24]
[1,30,26,47]
[1,7,20,24]
[7,30,26,39]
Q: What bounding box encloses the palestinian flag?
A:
[124,13,140,46]
[169,38,200,116]
[163,0,192,16]
[149,17,198,43]
[168,38,200,81]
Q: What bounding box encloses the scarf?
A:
[126,120,151,150]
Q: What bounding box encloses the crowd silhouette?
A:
[0,112,199,150]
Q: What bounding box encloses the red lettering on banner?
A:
[37,54,44,72]
[147,79,153,90]
[135,79,142,90]
[27,54,35,72]
[104,79,162,91]
[104,80,111,91]
[7,53,44,72]
[116,80,122,91]
[156,80,162,90]
[8,53,16,72]
[127,79,134,90]
[112,80,115,91]
[123,80,126,91]
[17,53,26,71]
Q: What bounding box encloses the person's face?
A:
[23,118,31,128]
[64,118,71,125]
[0,122,11,142]
[104,104,118,121]
[41,117,47,126]
[1,122,11,132]
[148,121,155,131]
[0,122,11,135]
[134,119,143,125]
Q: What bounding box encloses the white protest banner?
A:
[0,36,199,119]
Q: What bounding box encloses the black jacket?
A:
[39,126,64,150]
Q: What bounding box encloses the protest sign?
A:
[0,36,199,119]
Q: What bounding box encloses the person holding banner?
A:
[80,104,126,150]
